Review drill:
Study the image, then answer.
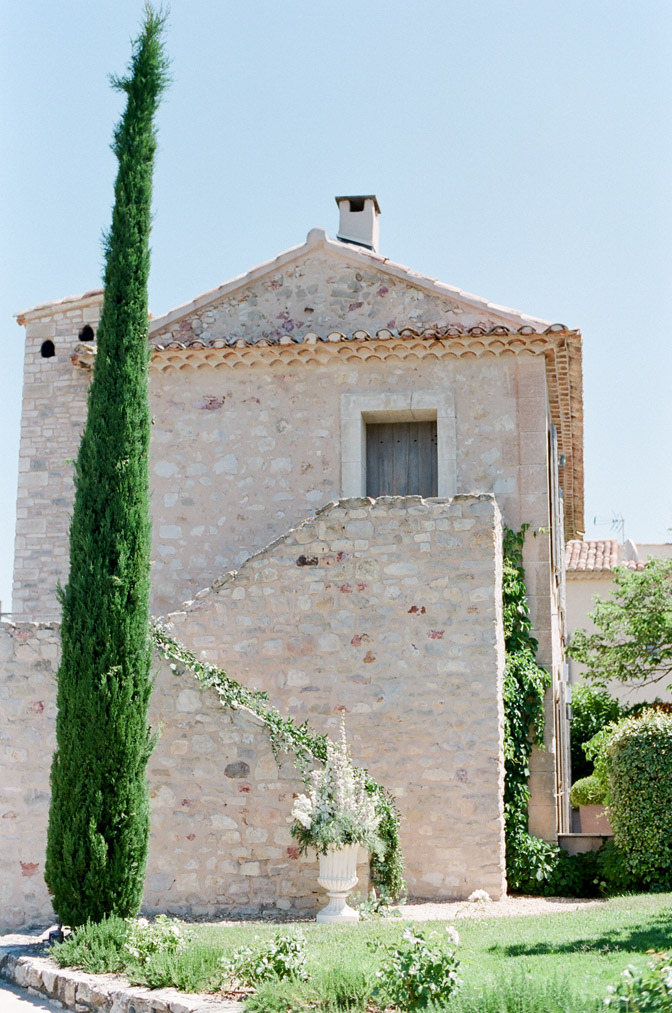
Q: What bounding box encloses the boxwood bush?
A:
[569,774,606,808]
[605,710,672,890]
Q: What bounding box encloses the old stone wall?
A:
[13,263,552,631]
[160,495,507,903]
[10,251,559,866]
[1,495,506,930]
[12,293,103,622]
[147,352,548,617]
[0,621,322,930]
[0,622,59,929]
[150,248,522,347]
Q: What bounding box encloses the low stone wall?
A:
[0,947,242,1012]
[1,495,506,930]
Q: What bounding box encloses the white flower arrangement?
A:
[290,714,383,856]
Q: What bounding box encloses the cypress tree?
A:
[45,6,169,926]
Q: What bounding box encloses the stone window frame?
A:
[340,390,457,498]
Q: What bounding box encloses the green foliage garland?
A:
[45,8,169,926]
[152,623,406,899]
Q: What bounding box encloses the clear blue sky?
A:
[1,1,671,612]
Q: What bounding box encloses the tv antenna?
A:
[592,512,625,544]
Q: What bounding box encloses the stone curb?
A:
[0,948,244,1013]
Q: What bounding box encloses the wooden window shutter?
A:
[365,421,438,498]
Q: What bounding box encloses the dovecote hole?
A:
[40,340,55,358]
[79,324,95,342]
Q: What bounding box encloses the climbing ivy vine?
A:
[503,526,600,897]
[152,622,406,900]
[502,525,553,890]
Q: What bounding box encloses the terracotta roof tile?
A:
[565,539,619,572]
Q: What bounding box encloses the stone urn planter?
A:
[316,844,360,923]
[579,804,613,835]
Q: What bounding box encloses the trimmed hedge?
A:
[605,710,672,890]
[569,775,605,808]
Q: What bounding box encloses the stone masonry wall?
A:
[147,352,548,618]
[0,495,506,929]
[11,260,558,846]
[0,621,325,929]
[160,495,507,903]
[0,622,59,929]
[151,248,522,347]
[12,293,103,621]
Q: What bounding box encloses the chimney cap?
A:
[335,195,381,214]
[335,195,381,252]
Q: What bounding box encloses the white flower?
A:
[292,715,380,836]
[468,889,491,903]
[291,793,313,829]
[445,925,460,946]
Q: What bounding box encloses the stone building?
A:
[1,197,583,928]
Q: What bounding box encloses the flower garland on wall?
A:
[151,622,406,899]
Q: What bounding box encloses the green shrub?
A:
[570,685,622,781]
[222,930,309,987]
[243,962,374,1013]
[604,952,672,1010]
[242,981,314,1013]
[624,700,672,720]
[130,941,224,992]
[448,969,599,1012]
[506,830,599,898]
[570,774,606,808]
[314,964,374,1010]
[370,924,461,1010]
[584,724,617,804]
[124,914,188,966]
[605,711,672,890]
[594,839,636,896]
[50,915,130,974]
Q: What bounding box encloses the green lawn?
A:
[52,892,672,1011]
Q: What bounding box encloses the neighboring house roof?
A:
[565,539,647,575]
[566,539,619,573]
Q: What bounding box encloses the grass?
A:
[50,892,672,1011]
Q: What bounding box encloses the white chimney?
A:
[335,195,381,252]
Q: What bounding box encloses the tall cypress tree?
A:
[45,7,169,926]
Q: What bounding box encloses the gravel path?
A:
[396,895,607,921]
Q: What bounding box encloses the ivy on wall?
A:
[501,526,553,891]
[152,623,406,900]
[502,526,603,897]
